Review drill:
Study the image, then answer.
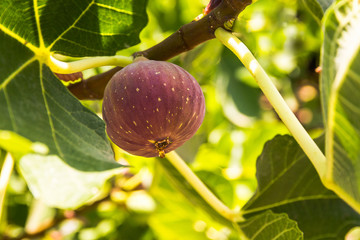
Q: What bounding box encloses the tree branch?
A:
[133,0,251,60]
[67,67,121,100]
[67,0,252,100]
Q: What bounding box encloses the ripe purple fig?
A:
[102,60,205,158]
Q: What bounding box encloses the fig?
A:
[102,60,205,158]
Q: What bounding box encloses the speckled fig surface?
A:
[102,60,205,157]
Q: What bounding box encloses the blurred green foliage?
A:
[1,0,330,239]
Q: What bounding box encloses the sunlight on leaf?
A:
[321,0,360,213]
[0,0,148,57]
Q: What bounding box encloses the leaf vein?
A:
[0,24,38,53]
[54,37,108,54]
[250,216,283,240]
[48,0,95,49]
[71,25,128,36]
[94,2,144,18]
[0,57,37,90]
[339,95,360,114]
[33,0,44,48]
[347,69,360,83]
[285,159,313,198]
[3,88,17,131]
[242,194,339,215]
[272,227,299,240]
[39,64,64,158]
[43,96,106,153]
[251,141,299,204]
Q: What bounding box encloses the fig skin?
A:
[102,60,205,158]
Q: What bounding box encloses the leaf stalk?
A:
[215,28,327,179]
[0,153,14,221]
[48,54,133,74]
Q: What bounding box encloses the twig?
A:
[67,67,122,100]
[133,0,251,60]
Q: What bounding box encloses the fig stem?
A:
[48,54,133,74]
[0,153,14,221]
[165,151,243,222]
[215,27,327,179]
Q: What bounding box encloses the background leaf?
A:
[19,154,123,209]
[239,210,303,240]
[317,0,335,12]
[215,48,262,127]
[320,0,360,211]
[0,130,48,157]
[301,0,334,23]
[242,135,360,239]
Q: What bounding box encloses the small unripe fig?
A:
[102,60,205,158]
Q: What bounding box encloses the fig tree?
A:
[102,60,205,158]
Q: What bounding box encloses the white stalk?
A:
[215,28,327,178]
[48,54,133,74]
[165,151,242,222]
[0,153,14,221]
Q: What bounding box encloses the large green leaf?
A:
[239,211,303,240]
[320,0,360,212]
[242,135,360,239]
[0,0,148,209]
[301,0,334,23]
[0,0,148,57]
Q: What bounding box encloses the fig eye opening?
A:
[155,137,172,158]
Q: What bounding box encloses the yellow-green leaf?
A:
[320,0,360,213]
